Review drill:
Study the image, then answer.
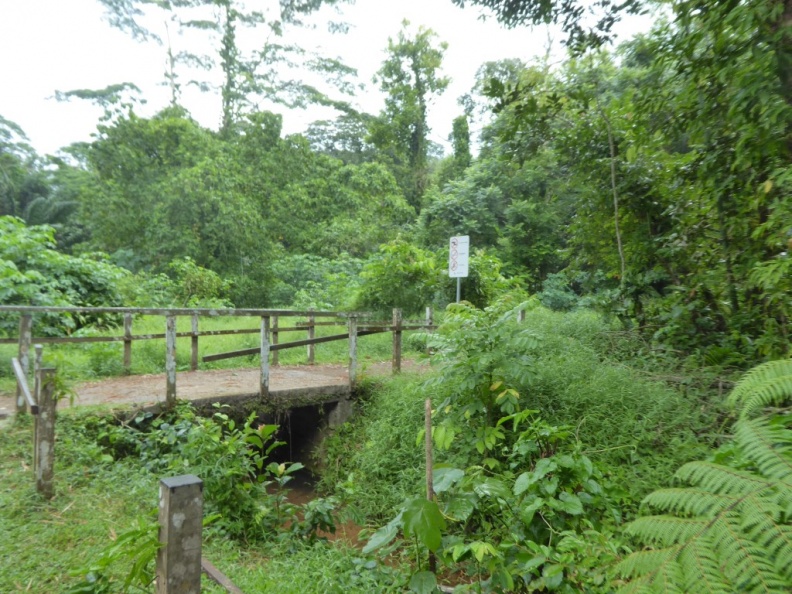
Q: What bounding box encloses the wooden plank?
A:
[16,314,32,414]
[0,328,264,346]
[348,316,358,389]
[307,312,315,365]
[274,329,385,350]
[202,558,245,594]
[271,316,279,366]
[33,345,43,472]
[12,358,38,414]
[260,317,270,400]
[0,326,313,346]
[190,314,199,372]
[393,308,402,374]
[123,314,132,371]
[201,330,388,363]
[165,315,177,407]
[0,305,344,317]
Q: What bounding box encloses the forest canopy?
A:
[2,0,791,363]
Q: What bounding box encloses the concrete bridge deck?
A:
[0,360,425,417]
[74,364,353,410]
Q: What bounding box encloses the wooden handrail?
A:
[12,357,38,414]
[0,325,345,346]
[0,305,347,317]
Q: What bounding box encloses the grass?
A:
[322,306,726,522]
[0,406,410,593]
[0,313,426,396]
[318,374,433,520]
[0,413,158,592]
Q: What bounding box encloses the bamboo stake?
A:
[425,398,436,574]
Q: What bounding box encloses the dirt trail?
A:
[0,359,426,417]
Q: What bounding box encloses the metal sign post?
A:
[448,235,470,303]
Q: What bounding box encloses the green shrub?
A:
[355,240,442,316]
[0,216,127,335]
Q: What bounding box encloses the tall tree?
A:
[369,21,449,210]
[97,0,357,135]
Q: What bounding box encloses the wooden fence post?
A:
[392,308,402,374]
[348,315,358,390]
[16,314,32,414]
[190,314,199,372]
[517,308,526,323]
[425,307,434,356]
[33,344,43,473]
[272,316,279,366]
[157,475,203,594]
[165,315,177,407]
[35,368,56,499]
[307,310,315,365]
[123,314,133,373]
[260,316,270,400]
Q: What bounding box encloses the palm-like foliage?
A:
[617,359,792,593]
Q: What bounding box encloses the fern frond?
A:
[712,513,788,592]
[619,559,685,594]
[677,535,733,594]
[741,505,792,581]
[642,487,738,517]
[619,362,792,592]
[675,461,773,495]
[626,516,707,546]
[734,417,792,483]
[618,547,681,579]
[727,359,792,418]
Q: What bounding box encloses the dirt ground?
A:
[0,359,426,417]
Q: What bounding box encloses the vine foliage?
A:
[618,359,792,592]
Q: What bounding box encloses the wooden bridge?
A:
[1,305,434,418]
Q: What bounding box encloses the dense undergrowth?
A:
[320,298,791,592]
[2,299,789,592]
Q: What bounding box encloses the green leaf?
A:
[474,478,511,501]
[554,492,584,515]
[520,497,545,526]
[514,471,534,496]
[522,555,547,573]
[284,462,305,474]
[445,493,476,522]
[433,467,464,493]
[409,571,437,594]
[542,563,564,589]
[402,498,446,552]
[362,513,402,554]
[470,541,500,562]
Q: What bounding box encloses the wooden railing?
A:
[0,305,435,409]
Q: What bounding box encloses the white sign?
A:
[448,235,470,278]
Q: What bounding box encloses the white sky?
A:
[0,0,650,156]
